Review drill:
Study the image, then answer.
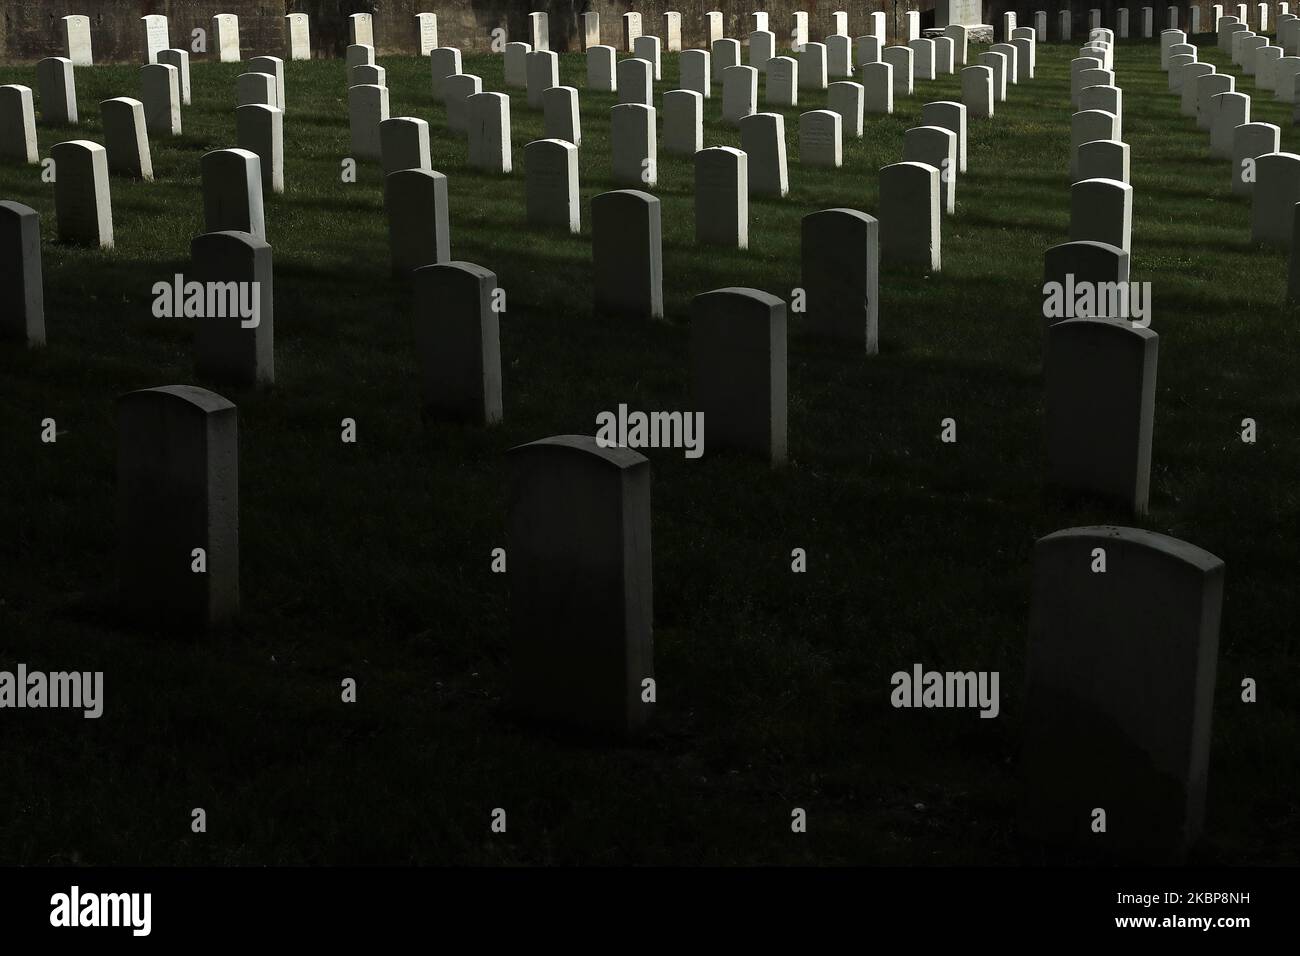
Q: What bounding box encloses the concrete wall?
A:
[0,1,1228,63]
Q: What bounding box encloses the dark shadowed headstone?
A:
[191,230,275,386]
[383,168,450,276]
[592,189,663,319]
[1045,318,1157,514]
[691,288,788,464]
[117,385,239,628]
[51,140,113,248]
[100,97,154,181]
[800,208,879,353]
[411,261,502,424]
[1023,526,1225,861]
[201,148,265,241]
[508,435,653,738]
[1043,240,1130,324]
[0,201,45,346]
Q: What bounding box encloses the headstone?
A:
[191,230,274,387]
[870,11,888,42]
[1043,240,1130,311]
[690,288,787,463]
[235,105,283,195]
[1070,177,1132,254]
[1180,64,1217,116]
[1077,139,1130,183]
[505,42,532,89]
[141,15,169,65]
[1210,91,1251,158]
[1022,525,1224,859]
[961,65,994,119]
[62,15,92,67]
[827,35,854,78]
[706,12,725,47]
[922,100,968,172]
[800,208,878,353]
[543,86,581,146]
[751,30,776,71]
[800,42,829,90]
[527,50,560,110]
[980,51,1009,103]
[1256,46,1284,90]
[663,12,683,52]
[384,168,450,274]
[0,86,39,164]
[430,48,462,99]
[663,88,703,154]
[751,12,770,33]
[1119,8,1130,36]
[248,56,286,112]
[0,202,45,346]
[1166,53,1196,89]
[284,13,310,61]
[413,262,503,424]
[102,98,153,181]
[37,57,77,125]
[1080,84,1123,137]
[348,12,374,46]
[739,112,788,197]
[201,148,264,241]
[1232,123,1281,195]
[857,34,882,66]
[582,12,601,49]
[906,10,923,41]
[51,140,112,248]
[525,138,579,233]
[347,44,375,71]
[767,56,798,107]
[944,24,969,67]
[348,83,389,158]
[723,65,759,124]
[623,12,643,52]
[834,11,850,35]
[506,435,653,738]
[713,38,741,83]
[879,161,940,270]
[800,110,842,168]
[695,146,748,248]
[1194,75,1234,134]
[1062,9,1074,40]
[935,35,958,75]
[117,386,239,628]
[1143,6,1155,36]
[380,116,432,175]
[681,49,710,97]
[863,62,894,114]
[793,12,810,49]
[883,46,914,99]
[829,81,865,138]
[467,92,512,174]
[611,103,656,187]
[1070,109,1120,179]
[904,126,958,213]
[158,49,191,107]
[618,56,653,107]
[212,14,240,63]
[588,45,618,93]
[351,64,385,89]
[529,11,550,52]
[416,13,439,56]
[442,74,481,135]
[1045,319,1157,512]
[910,38,937,81]
[592,188,663,319]
[236,73,276,109]
[634,35,663,81]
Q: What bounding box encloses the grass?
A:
[0,37,1297,865]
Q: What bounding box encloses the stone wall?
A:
[0,1,1227,62]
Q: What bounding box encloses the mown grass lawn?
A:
[0,36,1296,864]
